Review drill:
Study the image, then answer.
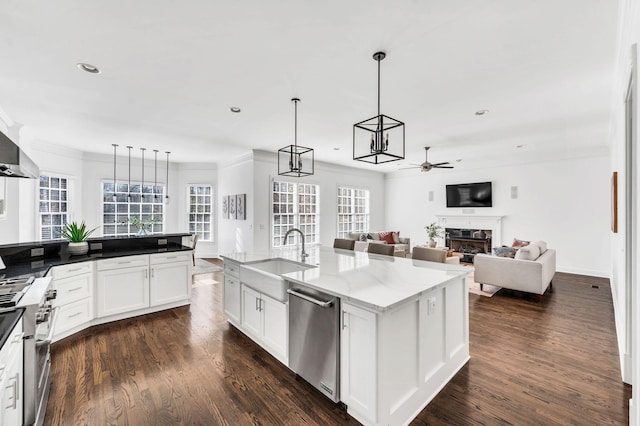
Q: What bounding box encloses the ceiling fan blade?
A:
[399,166,421,170]
[432,165,454,169]
[430,162,450,166]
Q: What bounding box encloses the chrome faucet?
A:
[283,228,308,261]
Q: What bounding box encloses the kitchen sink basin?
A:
[239,259,315,301]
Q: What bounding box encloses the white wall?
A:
[217,153,254,255]
[385,155,611,277]
[251,150,386,253]
[607,0,640,394]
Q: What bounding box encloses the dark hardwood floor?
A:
[45,262,631,425]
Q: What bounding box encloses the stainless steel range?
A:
[4,275,58,426]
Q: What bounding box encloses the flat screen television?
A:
[446,182,492,208]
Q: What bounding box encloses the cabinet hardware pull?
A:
[67,267,83,272]
[69,287,83,292]
[255,297,260,311]
[342,311,347,329]
[68,312,83,318]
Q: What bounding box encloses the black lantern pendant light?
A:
[278,98,314,177]
[353,51,405,164]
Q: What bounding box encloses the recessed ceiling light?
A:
[516,144,525,148]
[475,109,489,116]
[333,147,341,151]
[456,159,463,162]
[230,107,241,113]
[77,63,100,74]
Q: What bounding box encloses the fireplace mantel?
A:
[435,215,504,247]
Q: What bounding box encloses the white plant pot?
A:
[67,241,89,256]
[428,239,437,248]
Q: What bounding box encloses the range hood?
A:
[0,129,39,179]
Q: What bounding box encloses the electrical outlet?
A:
[427,297,437,315]
[157,239,168,246]
[90,242,103,251]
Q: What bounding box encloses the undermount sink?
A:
[240,258,316,301]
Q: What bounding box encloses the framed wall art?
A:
[236,194,246,220]
[222,195,229,219]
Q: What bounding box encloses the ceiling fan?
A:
[400,146,454,172]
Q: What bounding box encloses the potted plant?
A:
[424,222,444,248]
[61,221,98,255]
[123,216,160,236]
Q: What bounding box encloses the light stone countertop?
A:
[220,246,471,312]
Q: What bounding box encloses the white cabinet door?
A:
[150,261,191,306]
[223,276,241,324]
[261,293,287,358]
[96,265,149,317]
[0,320,23,426]
[241,285,262,338]
[341,302,377,424]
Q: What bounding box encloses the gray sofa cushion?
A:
[515,244,541,261]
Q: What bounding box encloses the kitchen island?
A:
[221,247,470,426]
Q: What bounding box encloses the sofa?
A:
[473,240,556,298]
[347,231,410,256]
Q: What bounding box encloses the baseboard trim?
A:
[556,266,609,278]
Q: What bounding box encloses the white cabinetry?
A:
[96,255,150,318]
[149,252,192,306]
[340,302,377,424]
[0,318,23,426]
[240,284,287,363]
[340,279,469,426]
[223,261,241,324]
[50,262,94,341]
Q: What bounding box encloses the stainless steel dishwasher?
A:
[287,286,340,402]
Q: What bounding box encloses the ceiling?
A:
[0,0,620,173]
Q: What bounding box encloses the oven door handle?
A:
[36,306,60,347]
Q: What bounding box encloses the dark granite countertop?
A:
[0,244,192,280]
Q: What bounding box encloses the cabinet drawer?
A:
[97,254,149,271]
[50,261,93,279]
[150,251,191,265]
[52,273,92,306]
[55,298,93,335]
[224,261,240,278]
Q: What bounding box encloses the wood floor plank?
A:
[45,266,630,425]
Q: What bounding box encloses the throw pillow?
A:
[358,234,367,242]
[514,244,541,261]
[512,238,530,248]
[531,240,547,254]
[492,246,513,257]
[392,231,400,244]
[379,231,395,245]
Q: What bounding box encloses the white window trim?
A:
[37,172,75,241]
[186,183,215,243]
[336,184,371,238]
[270,177,321,248]
[100,179,166,237]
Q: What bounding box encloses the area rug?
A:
[468,279,501,297]
[192,258,223,275]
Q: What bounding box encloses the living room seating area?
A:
[347,231,410,256]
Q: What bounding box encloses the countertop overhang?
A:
[221,246,470,312]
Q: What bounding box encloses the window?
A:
[188,184,213,241]
[337,186,370,238]
[102,181,164,236]
[39,175,70,240]
[272,181,319,247]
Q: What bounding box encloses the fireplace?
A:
[436,215,504,264]
[445,227,492,263]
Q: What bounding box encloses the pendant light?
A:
[278,98,314,177]
[165,151,171,204]
[111,144,118,201]
[153,149,159,200]
[126,146,133,199]
[140,148,146,201]
[353,51,405,164]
